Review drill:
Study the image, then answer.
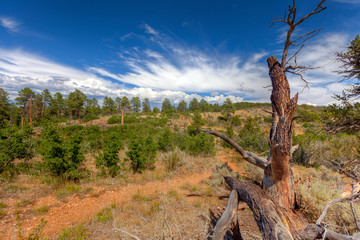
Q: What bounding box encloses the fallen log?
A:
[212,177,360,240]
[212,190,240,240]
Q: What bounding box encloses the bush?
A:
[40,126,85,180]
[126,134,157,172]
[208,162,239,193]
[82,114,99,123]
[163,147,185,171]
[292,124,359,170]
[82,126,102,152]
[107,115,141,124]
[238,117,268,153]
[0,125,35,175]
[96,129,125,177]
[157,128,175,151]
[296,169,360,235]
[297,109,321,122]
[230,115,242,126]
[186,133,215,156]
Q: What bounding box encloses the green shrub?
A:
[186,133,215,156]
[58,223,89,240]
[107,115,141,124]
[293,125,358,170]
[230,115,242,126]
[157,128,175,151]
[82,126,102,152]
[40,126,85,180]
[0,125,35,174]
[82,114,99,123]
[238,117,268,153]
[297,109,321,122]
[126,134,157,172]
[95,205,116,223]
[95,130,125,177]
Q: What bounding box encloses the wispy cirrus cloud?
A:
[91,24,352,105]
[0,22,353,106]
[143,23,159,36]
[0,16,21,32]
[0,48,243,106]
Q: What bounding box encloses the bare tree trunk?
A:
[41,102,45,118]
[263,56,298,210]
[121,109,124,125]
[30,95,33,126]
[70,109,72,119]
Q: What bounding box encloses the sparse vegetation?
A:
[0,86,358,239]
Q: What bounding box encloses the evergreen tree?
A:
[222,98,235,120]
[16,88,35,126]
[102,96,116,114]
[142,98,151,113]
[152,107,160,114]
[116,96,130,125]
[0,88,10,126]
[68,89,87,120]
[177,100,187,112]
[200,99,210,112]
[130,97,141,113]
[189,98,200,112]
[52,92,65,118]
[41,89,52,118]
[161,98,173,113]
[336,35,360,98]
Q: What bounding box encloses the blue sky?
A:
[0,0,359,106]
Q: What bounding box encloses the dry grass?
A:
[208,162,239,193]
[295,165,360,235]
[85,190,221,239]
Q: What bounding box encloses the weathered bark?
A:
[265,56,298,210]
[41,102,45,118]
[121,109,125,125]
[29,95,33,126]
[298,224,360,240]
[211,190,240,240]
[212,177,360,240]
[225,177,296,240]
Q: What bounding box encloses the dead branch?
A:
[270,0,327,68]
[351,176,360,231]
[211,190,240,240]
[201,129,268,169]
[316,193,360,225]
[112,228,141,240]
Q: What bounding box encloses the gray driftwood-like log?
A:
[211,190,240,240]
[212,176,360,240]
[224,177,295,240]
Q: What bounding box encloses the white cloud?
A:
[0,23,353,107]
[0,48,243,107]
[143,23,159,36]
[286,33,352,105]
[0,17,20,32]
